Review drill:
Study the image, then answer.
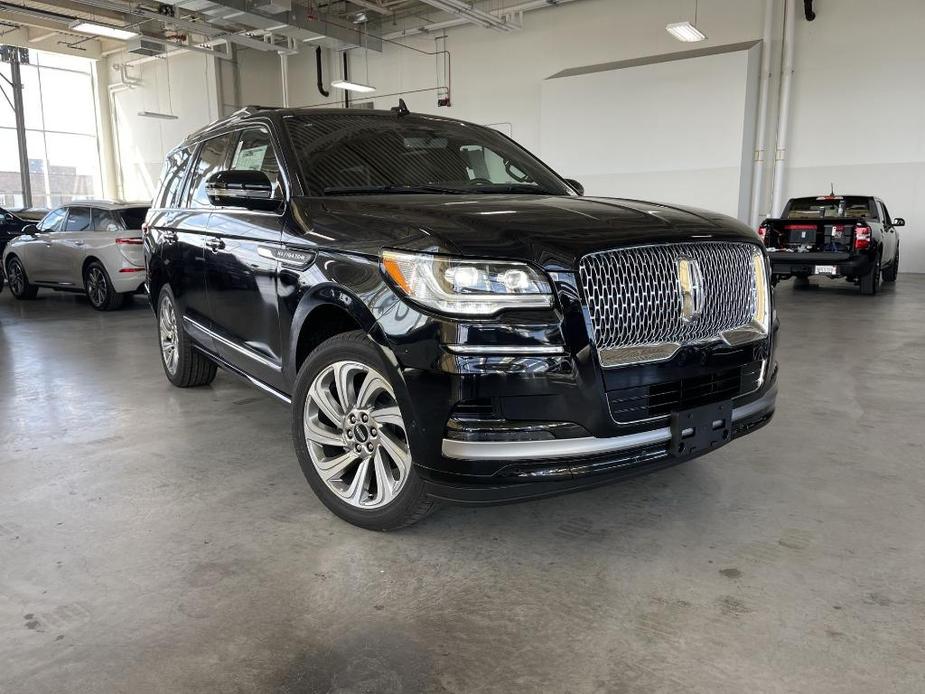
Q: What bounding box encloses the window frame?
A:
[228,125,287,203]
[183,132,237,210]
[62,206,93,232]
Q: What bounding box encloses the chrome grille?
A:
[579,242,759,366]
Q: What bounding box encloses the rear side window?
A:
[119,207,149,230]
[187,133,235,209]
[155,147,193,209]
[64,207,92,231]
[93,208,122,232]
[39,208,66,231]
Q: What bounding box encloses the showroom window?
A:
[0,50,104,209]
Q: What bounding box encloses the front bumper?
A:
[375,269,779,505]
[769,251,870,278]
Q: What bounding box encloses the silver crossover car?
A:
[3,201,149,310]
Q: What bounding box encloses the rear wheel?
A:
[5,256,38,300]
[157,286,217,387]
[291,330,435,531]
[860,254,881,295]
[882,248,899,282]
[84,261,127,311]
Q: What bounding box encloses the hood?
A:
[300,194,760,271]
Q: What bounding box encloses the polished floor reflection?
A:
[2,277,924,693]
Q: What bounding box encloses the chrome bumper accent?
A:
[446,344,566,356]
[441,385,777,461]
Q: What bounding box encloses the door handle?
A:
[73,240,85,246]
[205,237,225,253]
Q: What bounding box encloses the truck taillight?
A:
[854,224,871,251]
[756,223,768,242]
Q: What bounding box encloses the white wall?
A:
[105,0,925,270]
[540,47,759,219]
[105,51,221,201]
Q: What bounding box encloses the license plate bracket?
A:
[814,264,837,275]
[670,400,733,459]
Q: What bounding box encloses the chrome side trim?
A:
[446,344,567,356]
[441,386,776,460]
[243,373,291,404]
[183,316,281,372]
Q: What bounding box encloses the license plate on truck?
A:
[814,265,837,275]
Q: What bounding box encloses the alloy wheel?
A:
[87,266,108,307]
[159,294,179,375]
[8,260,24,295]
[303,361,411,509]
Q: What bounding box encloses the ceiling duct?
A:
[125,35,166,56]
[159,0,382,51]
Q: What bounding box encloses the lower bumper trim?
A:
[440,385,777,461]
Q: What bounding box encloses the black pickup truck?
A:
[758,195,903,295]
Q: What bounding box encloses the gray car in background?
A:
[2,201,149,310]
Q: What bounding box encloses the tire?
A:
[156,286,217,387]
[793,275,810,289]
[5,256,38,300]
[291,330,435,531]
[84,261,128,311]
[883,248,899,283]
[860,254,881,295]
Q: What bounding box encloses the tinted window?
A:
[230,128,282,198]
[120,207,149,230]
[63,207,92,231]
[785,196,876,219]
[156,147,193,208]
[39,208,66,231]
[285,114,570,196]
[93,208,122,232]
[187,134,235,208]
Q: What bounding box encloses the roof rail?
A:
[184,105,274,144]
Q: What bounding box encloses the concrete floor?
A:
[1,276,924,694]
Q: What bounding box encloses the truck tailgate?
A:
[766,218,859,253]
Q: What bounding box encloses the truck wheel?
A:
[860,255,881,295]
[5,256,38,300]
[291,330,436,531]
[157,286,217,387]
[882,249,899,283]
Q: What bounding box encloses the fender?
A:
[283,249,402,380]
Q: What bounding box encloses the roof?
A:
[60,200,150,210]
[180,104,469,147]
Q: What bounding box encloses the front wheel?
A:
[6,256,38,300]
[291,331,435,530]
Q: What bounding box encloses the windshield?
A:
[285,114,572,197]
[785,196,877,220]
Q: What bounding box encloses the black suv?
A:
[145,106,778,530]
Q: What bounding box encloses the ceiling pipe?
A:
[382,0,579,40]
[770,0,796,217]
[803,0,815,21]
[316,46,329,97]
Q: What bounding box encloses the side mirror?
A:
[892,217,905,227]
[22,223,38,235]
[564,178,584,196]
[206,170,279,212]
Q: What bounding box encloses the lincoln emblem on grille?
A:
[677,256,705,323]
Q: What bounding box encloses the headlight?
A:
[751,247,770,333]
[382,250,554,316]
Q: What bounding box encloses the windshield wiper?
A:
[323,184,466,195]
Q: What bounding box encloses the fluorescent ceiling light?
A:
[331,79,376,93]
[138,111,178,120]
[666,21,706,42]
[69,20,138,41]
